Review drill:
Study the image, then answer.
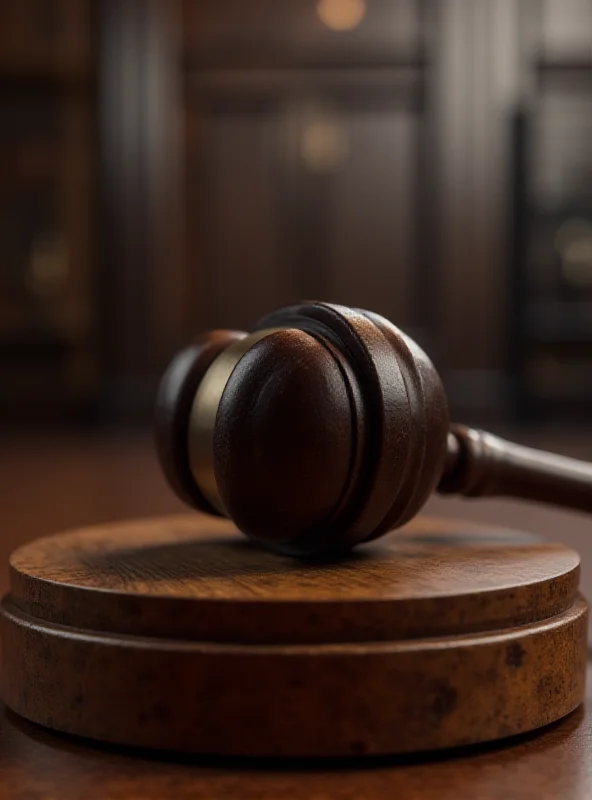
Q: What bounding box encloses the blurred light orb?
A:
[316,0,366,31]
[300,115,349,173]
[27,237,69,297]
[555,218,592,288]
[562,238,592,288]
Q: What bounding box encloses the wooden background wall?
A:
[0,0,590,421]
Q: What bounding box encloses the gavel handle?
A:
[439,425,592,514]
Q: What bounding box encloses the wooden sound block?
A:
[0,514,587,758]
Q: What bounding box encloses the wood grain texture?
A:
[441,425,592,515]
[0,676,589,800]
[1,514,587,757]
[1,435,592,797]
[5,515,582,642]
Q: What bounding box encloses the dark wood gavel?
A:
[155,301,592,556]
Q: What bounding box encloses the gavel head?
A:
[155,302,449,555]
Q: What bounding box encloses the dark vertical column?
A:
[508,106,531,422]
[97,0,182,416]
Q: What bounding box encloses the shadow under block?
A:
[0,514,587,757]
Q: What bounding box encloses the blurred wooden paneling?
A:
[97,0,185,413]
[185,72,422,333]
[1,0,589,422]
[539,0,592,64]
[182,0,422,69]
[0,91,97,410]
[0,0,91,78]
[508,0,592,421]
[327,108,418,326]
[432,0,521,382]
[186,105,290,331]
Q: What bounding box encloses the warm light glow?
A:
[555,218,592,252]
[27,237,69,297]
[300,115,349,173]
[316,0,366,32]
[555,219,592,288]
[562,238,592,287]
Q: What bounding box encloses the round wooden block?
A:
[0,514,587,757]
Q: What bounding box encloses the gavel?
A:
[155,301,592,556]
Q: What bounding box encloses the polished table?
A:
[1,432,592,798]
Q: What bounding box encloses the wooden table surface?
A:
[1,430,592,798]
